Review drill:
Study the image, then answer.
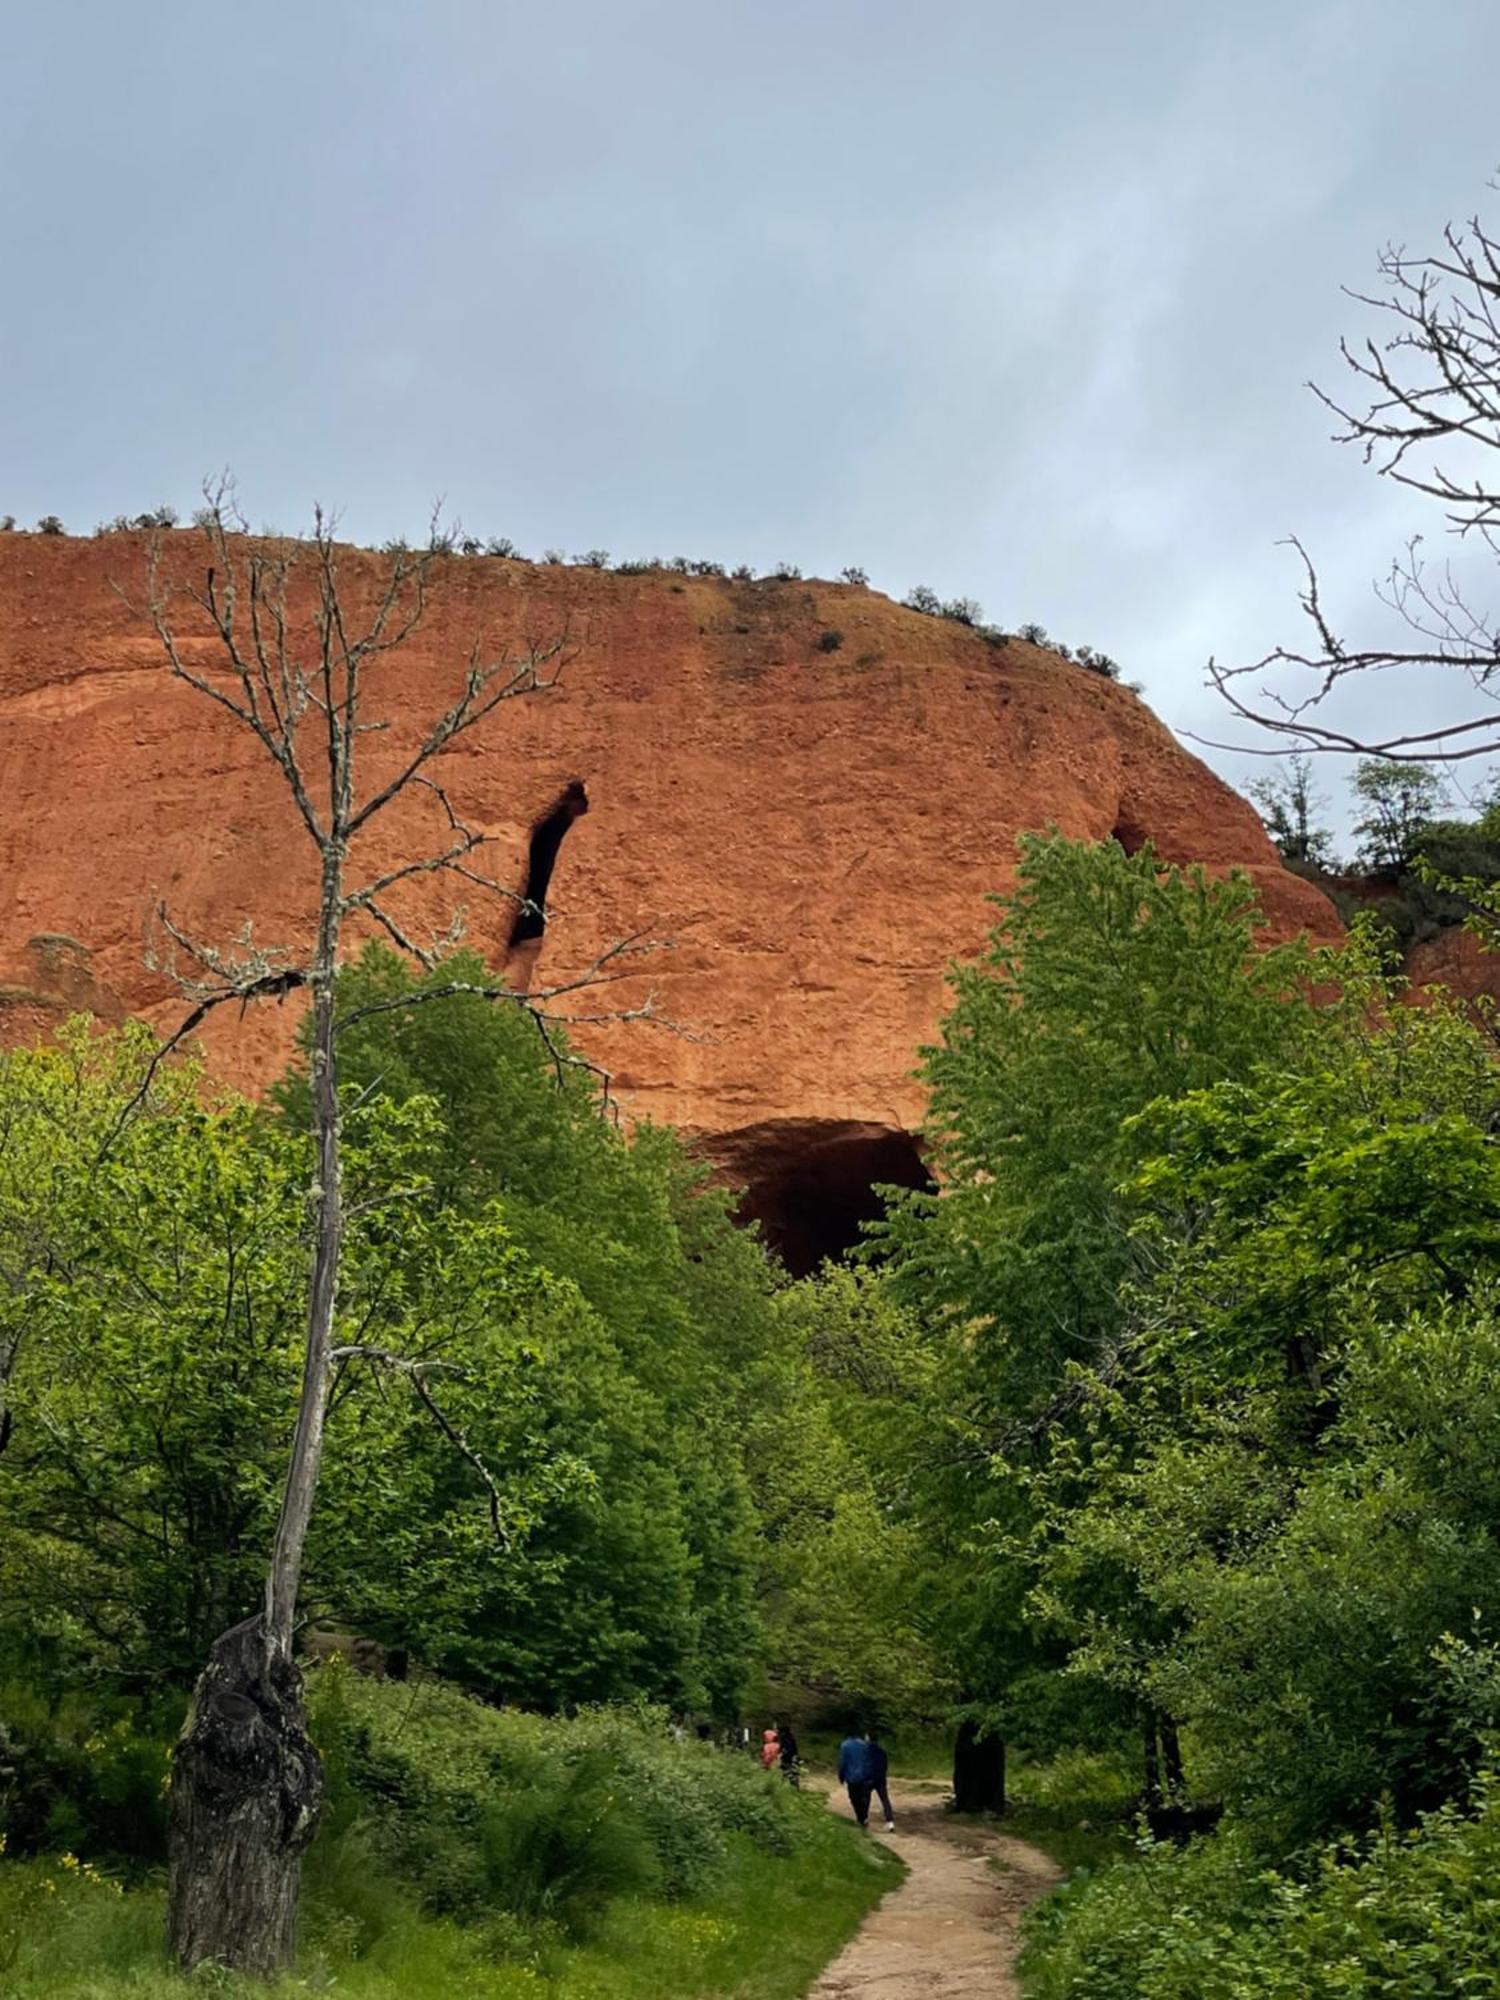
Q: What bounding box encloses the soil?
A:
[809,1777,1060,2000]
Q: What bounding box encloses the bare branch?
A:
[326,1346,512,1548]
[1212,207,1500,762]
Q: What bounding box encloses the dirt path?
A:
[807,1778,1060,2000]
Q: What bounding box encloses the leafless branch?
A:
[1209,207,1500,762]
[326,1346,512,1548]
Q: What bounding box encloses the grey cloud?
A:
[3,0,1499,830]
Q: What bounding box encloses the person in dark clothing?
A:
[866,1730,895,1830]
[778,1721,801,1786]
[837,1731,874,1827]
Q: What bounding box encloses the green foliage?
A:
[1249,752,1337,868]
[0,1673,898,2000]
[312,1670,815,1931]
[881,832,1321,1416]
[1351,758,1448,872]
[277,947,773,1715]
[1022,1777,1500,1999]
[745,1266,949,1725]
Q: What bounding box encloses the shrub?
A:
[941,596,982,625]
[840,565,869,586]
[691,559,726,577]
[0,1687,175,1867]
[575,549,610,569]
[817,629,844,653]
[485,536,518,558]
[0,515,13,531]
[903,584,941,615]
[542,548,566,566]
[1075,644,1121,678]
[1018,621,1049,644]
[667,555,692,574]
[34,516,64,536]
[1022,1779,1500,2000]
[307,1668,817,1940]
[731,563,755,581]
[773,561,802,581]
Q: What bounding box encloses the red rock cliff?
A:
[0,534,1339,1266]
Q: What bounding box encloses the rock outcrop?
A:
[0,533,1340,1265]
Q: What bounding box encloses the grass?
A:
[981,1746,1136,1880]
[0,1805,899,2000]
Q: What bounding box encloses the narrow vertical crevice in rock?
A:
[507,780,588,989]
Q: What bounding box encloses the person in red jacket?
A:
[760,1726,781,1771]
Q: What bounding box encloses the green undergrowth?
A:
[1018,1772,1500,1999]
[0,1669,901,2000]
[1000,1746,1135,1877]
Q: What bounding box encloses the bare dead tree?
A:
[1206,202,1500,763]
[138,485,663,1975]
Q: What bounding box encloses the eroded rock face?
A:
[0,535,1340,1255]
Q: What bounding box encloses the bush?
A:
[816,629,844,653]
[1022,1779,1500,1999]
[575,549,610,569]
[731,563,754,581]
[941,596,981,625]
[840,566,869,587]
[485,537,518,558]
[773,561,802,581]
[0,1686,174,1867]
[309,1668,816,1940]
[34,516,64,536]
[903,584,941,615]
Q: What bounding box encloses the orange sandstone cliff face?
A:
[0,534,1339,1267]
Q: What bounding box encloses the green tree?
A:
[1249,754,1337,869]
[278,945,771,1717]
[1351,759,1447,871]
[875,835,1326,1782]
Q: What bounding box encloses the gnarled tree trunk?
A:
[166,1616,324,1975]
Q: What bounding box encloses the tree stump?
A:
[166,1615,324,1975]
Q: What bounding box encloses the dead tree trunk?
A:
[166,899,345,1972]
[138,495,654,1975]
[166,1617,323,1974]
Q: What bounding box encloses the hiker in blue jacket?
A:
[837,1730,875,1828]
[867,1728,896,1830]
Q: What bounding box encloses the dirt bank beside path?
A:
[807,1778,1060,2000]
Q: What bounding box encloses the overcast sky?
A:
[4,0,1498,836]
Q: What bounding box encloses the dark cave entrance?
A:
[510,781,589,949]
[717,1120,934,1277]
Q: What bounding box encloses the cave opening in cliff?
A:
[510,781,589,947]
[723,1120,934,1278]
[1111,815,1146,856]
